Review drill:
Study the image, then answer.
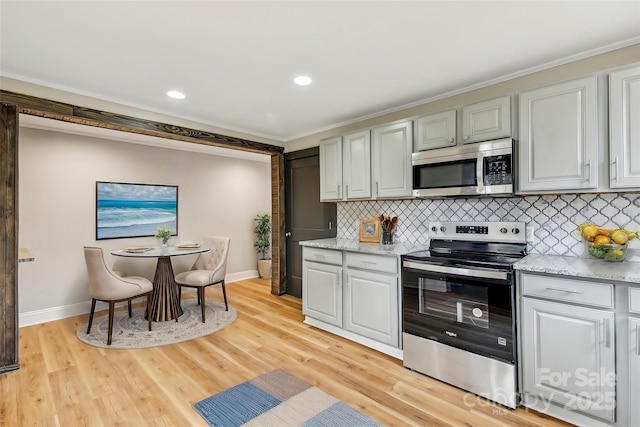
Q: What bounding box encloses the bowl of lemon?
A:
[577,223,638,262]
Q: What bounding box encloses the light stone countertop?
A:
[515,253,640,285]
[299,238,429,256]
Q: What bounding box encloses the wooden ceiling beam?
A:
[0,90,284,155]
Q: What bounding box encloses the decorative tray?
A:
[124,247,152,253]
[176,243,201,249]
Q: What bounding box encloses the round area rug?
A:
[76,299,236,349]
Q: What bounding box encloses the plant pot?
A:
[258,259,272,280]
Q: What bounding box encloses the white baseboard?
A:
[19,270,259,327]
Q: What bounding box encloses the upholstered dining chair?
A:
[83,246,153,345]
[174,236,230,323]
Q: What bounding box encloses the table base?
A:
[148,256,183,322]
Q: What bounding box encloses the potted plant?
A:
[254,214,272,279]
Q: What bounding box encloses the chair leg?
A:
[107,301,115,345]
[199,287,206,323]
[147,293,152,331]
[221,281,228,311]
[87,298,97,334]
[197,288,201,305]
[128,300,133,318]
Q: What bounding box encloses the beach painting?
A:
[96,181,178,240]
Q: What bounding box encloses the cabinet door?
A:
[302,261,342,327]
[319,136,343,201]
[630,318,640,426]
[609,65,640,189]
[342,130,371,199]
[522,298,615,422]
[415,110,456,151]
[518,76,598,192]
[343,268,398,347]
[462,95,511,144]
[371,120,413,198]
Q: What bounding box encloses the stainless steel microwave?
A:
[412,138,514,197]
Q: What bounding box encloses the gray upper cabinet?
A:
[414,110,456,151]
[319,130,372,201]
[461,95,511,144]
[319,136,343,201]
[609,64,640,189]
[371,120,413,198]
[518,76,599,193]
[342,130,372,200]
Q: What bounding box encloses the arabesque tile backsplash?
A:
[337,192,640,257]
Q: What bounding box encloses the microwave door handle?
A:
[476,153,485,193]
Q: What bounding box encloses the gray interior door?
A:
[285,148,336,298]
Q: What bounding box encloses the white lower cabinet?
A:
[344,267,398,346]
[302,247,401,354]
[302,261,342,327]
[520,273,619,425]
[629,317,640,426]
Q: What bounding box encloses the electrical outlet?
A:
[526,225,536,243]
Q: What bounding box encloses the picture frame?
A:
[359,217,381,243]
[96,181,178,240]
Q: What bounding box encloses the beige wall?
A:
[18,122,271,325]
[285,44,640,152]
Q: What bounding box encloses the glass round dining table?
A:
[111,245,209,322]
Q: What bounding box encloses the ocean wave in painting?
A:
[96,199,177,239]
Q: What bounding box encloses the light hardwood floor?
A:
[0,278,569,426]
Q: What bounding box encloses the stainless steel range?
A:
[401,221,527,408]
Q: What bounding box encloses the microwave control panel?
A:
[484,155,512,185]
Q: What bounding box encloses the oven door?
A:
[402,260,516,363]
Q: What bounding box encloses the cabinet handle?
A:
[337,273,342,288]
[361,261,377,266]
[545,286,584,294]
[464,135,469,141]
[346,184,349,197]
[328,221,332,231]
[603,318,611,349]
[448,138,454,143]
[611,156,618,182]
[314,254,326,260]
[337,185,341,198]
[584,159,591,182]
[376,182,379,197]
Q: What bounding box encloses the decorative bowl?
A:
[584,240,628,262]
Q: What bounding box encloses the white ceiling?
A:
[1,1,639,143]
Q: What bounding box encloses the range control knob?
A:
[500,227,508,234]
[512,227,521,234]
[431,226,438,233]
[440,226,447,232]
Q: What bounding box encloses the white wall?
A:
[18,122,271,325]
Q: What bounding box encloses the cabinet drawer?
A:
[521,273,613,309]
[630,288,640,314]
[303,247,342,265]
[345,252,397,274]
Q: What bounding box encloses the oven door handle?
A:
[403,260,508,281]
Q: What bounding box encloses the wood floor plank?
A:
[0,278,572,426]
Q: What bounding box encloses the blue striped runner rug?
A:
[193,368,382,426]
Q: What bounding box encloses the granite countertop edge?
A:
[299,239,640,284]
[514,253,640,285]
[299,238,428,256]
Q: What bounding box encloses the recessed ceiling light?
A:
[167,90,185,99]
[293,75,312,86]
